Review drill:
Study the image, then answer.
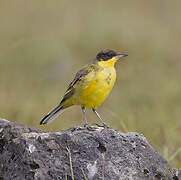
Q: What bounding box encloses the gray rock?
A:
[0,118,180,180]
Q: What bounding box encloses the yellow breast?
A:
[74,60,117,108]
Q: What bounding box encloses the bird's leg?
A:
[92,108,109,128]
[81,106,88,127]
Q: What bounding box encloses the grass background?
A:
[0,0,181,167]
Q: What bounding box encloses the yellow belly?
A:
[74,68,116,108]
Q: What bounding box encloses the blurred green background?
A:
[0,0,181,167]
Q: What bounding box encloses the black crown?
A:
[96,50,117,61]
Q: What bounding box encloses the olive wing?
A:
[60,65,89,104]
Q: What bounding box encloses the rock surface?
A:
[0,118,180,180]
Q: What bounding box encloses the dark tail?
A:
[40,104,64,125]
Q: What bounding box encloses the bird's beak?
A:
[116,54,128,58]
[113,53,128,61]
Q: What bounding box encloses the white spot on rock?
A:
[22,132,49,139]
[131,141,137,148]
[28,144,36,153]
[0,118,10,123]
[87,160,97,179]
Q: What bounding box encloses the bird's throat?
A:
[97,59,117,68]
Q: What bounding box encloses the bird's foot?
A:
[84,123,88,128]
[94,123,109,128]
[103,124,109,128]
[84,124,99,131]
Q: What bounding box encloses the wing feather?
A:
[60,65,90,104]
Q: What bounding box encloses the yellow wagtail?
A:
[40,49,128,127]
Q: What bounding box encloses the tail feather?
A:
[40,104,64,125]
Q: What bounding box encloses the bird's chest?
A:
[96,68,116,88]
[79,67,116,108]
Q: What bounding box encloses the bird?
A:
[40,49,128,127]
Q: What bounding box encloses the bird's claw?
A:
[94,123,109,128]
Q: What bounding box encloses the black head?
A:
[96,50,118,61]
